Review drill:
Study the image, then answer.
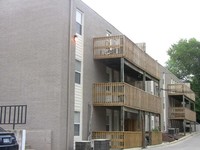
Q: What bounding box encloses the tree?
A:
[166,38,200,123]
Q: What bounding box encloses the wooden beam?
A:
[124,107,139,114]
[124,60,144,75]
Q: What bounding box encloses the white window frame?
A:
[75,59,81,84]
[76,9,83,35]
[74,111,80,136]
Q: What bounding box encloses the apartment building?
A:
[160,66,196,135]
[0,0,196,149]
[74,1,162,149]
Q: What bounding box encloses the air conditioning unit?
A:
[75,141,91,150]
[168,128,176,135]
[92,139,110,150]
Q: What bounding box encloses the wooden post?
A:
[149,112,152,145]
[141,111,146,148]
[112,109,115,131]
[154,114,156,129]
[120,58,125,132]
[118,108,121,131]
[159,114,161,131]
[158,80,161,97]
[120,58,124,82]
[142,72,146,91]
[149,113,152,131]
[193,103,196,132]
[189,101,191,110]
[182,96,185,107]
[120,107,124,131]
[138,110,142,130]
[183,120,186,136]
[182,95,186,136]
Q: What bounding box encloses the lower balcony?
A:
[93,82,161,114]
[169,107,196,122]
[92,131,162,149]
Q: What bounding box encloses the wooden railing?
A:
[92,131,162,149]
[93,35,160,79]
[151,131,162,145]
[168,84,195,101]
[93,82,161,114]
[169,107,196,122]
[92,131,142,149]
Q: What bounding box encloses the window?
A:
[74,111,80,136]
[75,60,81,84]
[76,10,83,35]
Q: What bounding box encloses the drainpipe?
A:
[66,0,74,149]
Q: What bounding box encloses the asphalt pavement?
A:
[125,132,200,150]
[147,132,200,150]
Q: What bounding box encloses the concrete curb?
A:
[124,132,200,150]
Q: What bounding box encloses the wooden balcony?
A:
[169,107,196,122]
[168,84,195,102]
[93,35,160,80]
[92,131,162,149]
[93,82,161,114]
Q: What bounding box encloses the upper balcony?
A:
[167,84,195,102]
[93,35,160,80]
[93,82,161,114]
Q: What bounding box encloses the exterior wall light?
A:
[74,35,78,43]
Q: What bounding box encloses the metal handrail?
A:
[0,105,27,129]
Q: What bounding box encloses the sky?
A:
[82,0,200,66]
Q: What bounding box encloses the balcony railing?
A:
[151,131,163,145]
[93,35,160,79]
[92,131,162,149]
[169,107,196,122]
[93,82,161,114]
[168,84,195,101]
